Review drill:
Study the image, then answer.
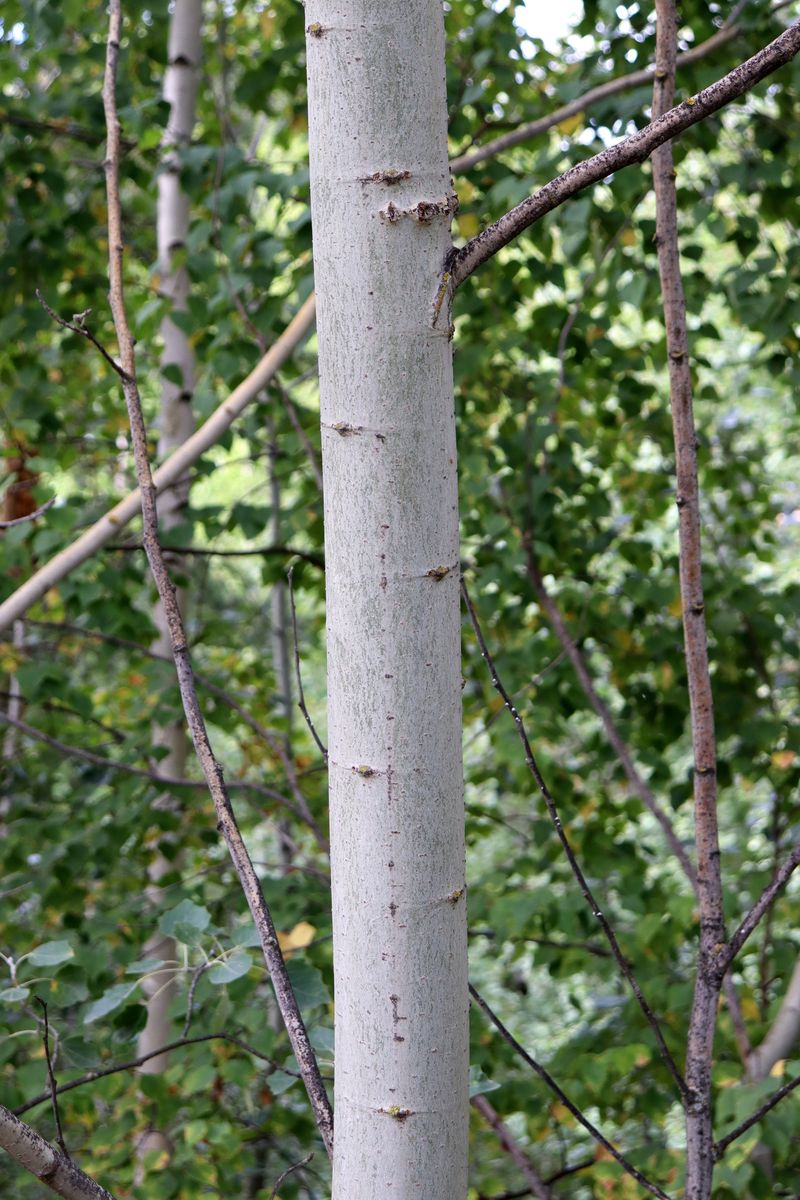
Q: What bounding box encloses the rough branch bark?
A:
[0,1104,116,1200]
[448,17,800,288]
[98,0,332,1158]
[651,5,724,1195]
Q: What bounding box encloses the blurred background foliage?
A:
[1,1,799,1196]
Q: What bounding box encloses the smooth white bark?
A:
[306,5,468,1197]
[137,0,201,1168]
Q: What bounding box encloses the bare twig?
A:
[469,985,672,1200]
[719,843,800,975]
[268,1152,314,1200]
[0,1104,117,1200]
[713,1071,800,1158]
[0,496,56,529]
[287,564,328,761]
[461,577,688,1102]
[448,19,800,287]
[34,999,69,1158]
[14,1031,315,1118]
[471,1094,554,1200]
[96,1,332,1156]
[36,290,128,380]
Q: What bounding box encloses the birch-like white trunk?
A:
[136,0,201,1164]
[305,5,468,1197]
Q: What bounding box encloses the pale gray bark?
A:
[136,0,201,1173]
[749,959,800,1080]
[305,4,468,1197]
[0,1104,116,1200]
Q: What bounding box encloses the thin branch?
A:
[0,710,308,821]
[719,843,800,975]
[287,565,328,761]
[461,577,688,1102]
[449,6,758,173]
[652,11,725,1190]
[109,540,324,567]
[448,19,800,288]
[472,1094,554,1200]
[181,962,210,1037]
[14,1032,314,1118]
[469,985,673,1200]
[96,3,332,1156]
[0,1104,116,1200]
[268,1152,314,1200]
[34,999,69,1158]
[36,291,128,380]
[0,497,56,529]
[714,1071,800,1158]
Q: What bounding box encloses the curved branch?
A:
[449,18,800,287]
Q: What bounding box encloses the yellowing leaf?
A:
[457,178,476,204]
[668,595,683,618]
[621,227,637,247]
[260,11,276,37]
[557,112,584,135]
[457,213,480,239]
[278,921,316,954]
[772,750,796,769]
[770,1058,786,1077]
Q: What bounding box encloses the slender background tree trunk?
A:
[136,0,201,1172]
[305,4,469,1196]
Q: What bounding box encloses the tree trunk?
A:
[305,4,468,1197]
[136,0,201,1171]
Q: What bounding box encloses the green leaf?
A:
[468,1066,501,1098]
[286,958,330,1011]
[208,949,252,986]
[158,900,211,946]
[27,940,74,966]
[83,982,139,1024]
[0,986,31,1003]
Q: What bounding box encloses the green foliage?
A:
[1,1,799,1197]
